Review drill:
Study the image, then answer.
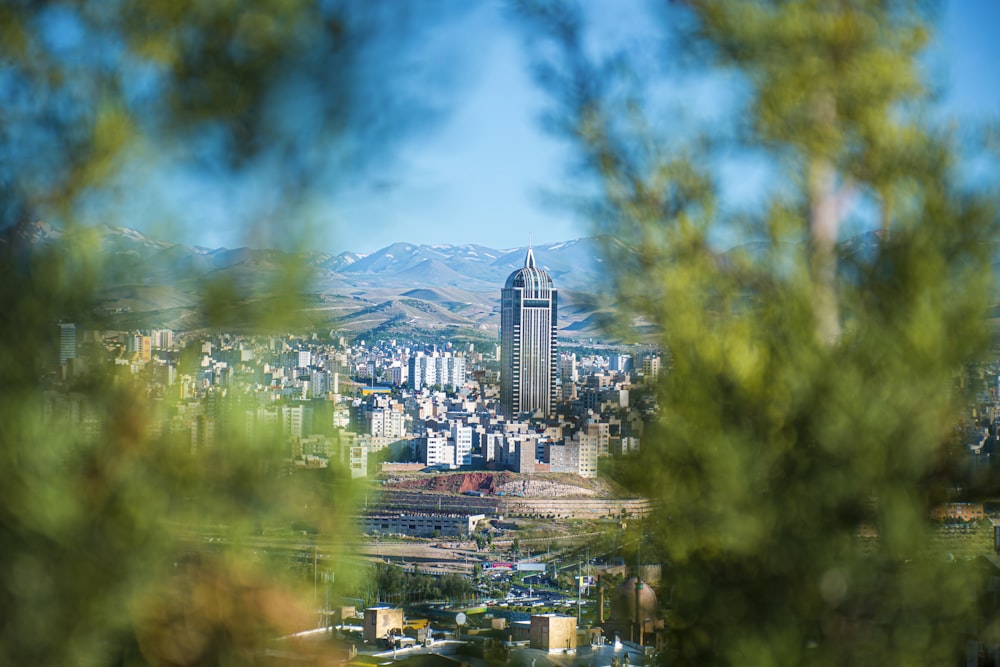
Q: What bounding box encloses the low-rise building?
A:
[529,614,577,651]
[932,502,984,522]
[364,607,404,643]
[360,512,485,537]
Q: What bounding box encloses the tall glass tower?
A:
[500,247,558,418]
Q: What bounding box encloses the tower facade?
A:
[58,322,77,365]
[500,247,558,418]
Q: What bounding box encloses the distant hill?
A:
[7,220,940,344]
[2,221,627,341]
[331,238,610,292]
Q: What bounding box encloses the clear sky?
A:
[323,0,1000,254]
[326,1,578,253]
[97,1,1000,255]
[939,0,1000,120]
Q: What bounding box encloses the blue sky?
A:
[89,1,1000,255]
[328,2,570,253]
[939,0,1000,120]
[324,0,1000,254]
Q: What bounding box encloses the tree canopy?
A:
[0,2,455,664]
[517,0,999,664]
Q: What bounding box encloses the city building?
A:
[126,332,152,363]
[500,247,558,418]
[150,329,174,350]
[58,322,77,365]
[360,511,485,537]
[609,354,632,372]
[451,422,474,466]
[409,351,466,391]
[605,577,663,646]
[419,431,454,468]
[641,355,661,381]
[43,326,652,481]
[560,352,578,383]
[363,607,404,643]
[529,614,577,651]
[349,445,368,478]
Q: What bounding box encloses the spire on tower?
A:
[525,245,536,269]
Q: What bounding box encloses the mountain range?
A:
[12,221,990,344]
[3,221,626,342]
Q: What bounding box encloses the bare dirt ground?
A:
[352,539,479,574]
[379,471,629,499]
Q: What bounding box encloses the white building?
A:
[559,353,578,383]
[281,404,311,439]
[409,352,467,391]
[421,431,454,467]
[367,406,406,439]
[310,370,327,397]
[451,422,474,466]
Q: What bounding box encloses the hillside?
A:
[3,221,624,340]
[4,219,933,344]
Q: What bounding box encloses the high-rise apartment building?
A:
[126,332,151,362]
[559,352,578,384]
[500,247,558,417]
[642,355,661,381]
[451,422,473,466]
[408,352,466,391]
[58,322,77,365]
[609,353,632,372]
[387,362,407,387]
[150,329,174,350]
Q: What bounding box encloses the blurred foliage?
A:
[0,1,458,665]
[364,564,476,606]
[518,0,999,665]
[0,0,456,247]
[1,238,360,665]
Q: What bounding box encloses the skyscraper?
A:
[500,247,558,418]
[58,322,77,365]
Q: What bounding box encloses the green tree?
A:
[0,2,461,665]
[440,572,473,603]
[519,1,998,665]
